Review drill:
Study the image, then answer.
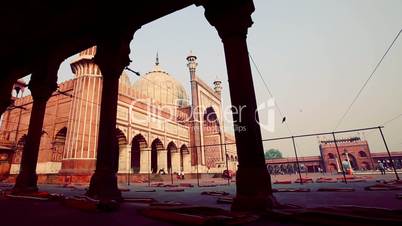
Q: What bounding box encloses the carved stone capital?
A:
[94,29,136,80]
[203,0,255,40]
[28,61,59,101]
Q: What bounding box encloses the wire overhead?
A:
[249,52,294,136]
[382,112,402,126]
[334,28,402,130]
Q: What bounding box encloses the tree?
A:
[264,149,283,160]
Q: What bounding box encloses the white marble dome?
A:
[133,64,189,107]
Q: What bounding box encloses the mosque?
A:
[0,46,238,183]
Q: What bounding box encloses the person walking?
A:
[378,162,386,175]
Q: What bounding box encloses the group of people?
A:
[157,168,185,179]
[266,164,306,175]
[177,171,185,180]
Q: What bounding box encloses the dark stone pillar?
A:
[204,0,274,211]
[86,30,134,201]
[13,64,58,193]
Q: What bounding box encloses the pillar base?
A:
[86,170,121,201]
[232,193,278,212]
[231,165,275,212]
[13,172,38,194]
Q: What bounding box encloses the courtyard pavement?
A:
[1,173,401,226]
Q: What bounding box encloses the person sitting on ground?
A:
[177,171,183,179]
[158,168,166,175]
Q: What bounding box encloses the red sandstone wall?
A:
[0,80,73,166]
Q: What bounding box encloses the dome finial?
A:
[155,51,159,66]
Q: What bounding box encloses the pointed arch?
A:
[359,151,367,157]
[342,152,358,170]
[180,144,189,172]
[151,138,164,174]
[202,106,223,167]
[54,127,67,143]
[52,127,67,161]
[115,128,128,146]
[167,141,177,172]
[203,106,220,127]
[131,134,147,173]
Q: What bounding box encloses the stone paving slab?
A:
[1,178,401,226]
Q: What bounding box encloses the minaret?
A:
[186,53,199,120]
[156,52,160,66]
[186,53,204,166]
[61,46,102,176]
[213,80,222,97]
[186,53,197,81]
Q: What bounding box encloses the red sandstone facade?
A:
[0,47,238,183]
[319,137,373,172]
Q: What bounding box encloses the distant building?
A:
[319,137,373,172]
[266,137,402,174]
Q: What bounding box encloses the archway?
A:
[342,152,358,170]
[359,151,367,157]
[116,128,128,145]
[151,138,164,174]
[167,141,177,173]
[329,163,337,173]
[131,134,147,173]
[202,106,222,167]
[180,144,190,172]
[52,127,67,161]
[115,128,128,172]
[361,161,371,170]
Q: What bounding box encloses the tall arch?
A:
[151,138,164,174]
[342,152,358,170]
[180,144,190,173]
[131,134,147,173]
[359,151,367,157]
[202,106,223,168]
[52,127,67,161]
[167,141,178,173]
[361,161,371,170]
[115,128,128,172]
[329,163,337,173]
[115,128,128,146]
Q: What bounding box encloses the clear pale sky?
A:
[48,0,402,157]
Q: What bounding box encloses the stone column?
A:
[86,30,134,200]
[118,144,131,173]
[13,63,58,193]
[61,46,102,176]
[139,147,151,174]
[203,0,274,211]
[171,151,181,173]
[157,150,168,172]
[182,153,191,173]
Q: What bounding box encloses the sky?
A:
[23,0,402,157]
